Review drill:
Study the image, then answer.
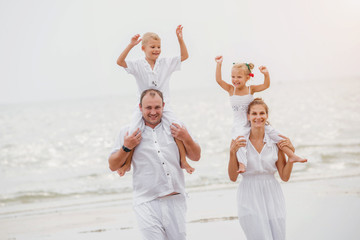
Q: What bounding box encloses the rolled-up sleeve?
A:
[109,126,129,156]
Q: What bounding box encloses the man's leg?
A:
[134,199,167,240]
[161,194,187,240]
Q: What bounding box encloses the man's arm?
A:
[176,25,189,62]
[170,123,200,161]
[108,128,142,171]
[116,34,142,68]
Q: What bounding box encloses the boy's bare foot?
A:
[237,162,246,173]
[117,165,131,177]
[181,160,195,174]
[288,155,307,163]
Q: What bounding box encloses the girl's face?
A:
[247,104,268,128]
[142,39,161,62]
[231,68,250,89]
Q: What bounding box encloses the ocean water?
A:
[1,78,360,210]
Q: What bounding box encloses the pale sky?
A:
[0,0,359,103]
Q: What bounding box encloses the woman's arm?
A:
[215,56,233,94]
[276,149,294,182]
[228,137,246,181]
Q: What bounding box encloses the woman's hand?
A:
[277,134,295,152]
[230,136,247,154]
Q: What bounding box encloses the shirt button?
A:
[167,173,170,176]
[158,151,160,153]
[162,162,165,164]
[155,141,157,143]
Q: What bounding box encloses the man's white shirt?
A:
[111,123,185,205]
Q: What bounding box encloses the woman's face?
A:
[248,104,268,128]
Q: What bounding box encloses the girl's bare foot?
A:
[288,155,307,163]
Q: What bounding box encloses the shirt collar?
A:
[144,121,165,132]
[246,132,273,145]
[142,58,160,74]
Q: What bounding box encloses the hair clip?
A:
[249,73,254,77]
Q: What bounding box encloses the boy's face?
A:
[142,39,161,62]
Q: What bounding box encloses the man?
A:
[109,89,201,240]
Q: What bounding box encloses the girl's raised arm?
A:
[215,56,233,94]
[250,66,270,94]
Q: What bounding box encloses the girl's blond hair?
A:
[232,62,254,76]
[142,32,161,46]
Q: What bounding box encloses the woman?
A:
[228,98,305,240]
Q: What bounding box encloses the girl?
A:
[215,56,306,173]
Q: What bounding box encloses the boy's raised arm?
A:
[176,25,189,62]
[117,34,142,68]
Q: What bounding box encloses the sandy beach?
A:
[2,175,360,240]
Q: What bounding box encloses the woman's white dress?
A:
[237,133,286,240]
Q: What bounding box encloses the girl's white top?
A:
[229,89,254,134]
[125,56,181,104]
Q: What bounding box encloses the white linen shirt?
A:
[125,56,181,104]
[111,123,185,206]
[238,133,279,176]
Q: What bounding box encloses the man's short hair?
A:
[140,89,164,106]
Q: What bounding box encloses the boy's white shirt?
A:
[125,56,181,104]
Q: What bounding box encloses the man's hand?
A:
[130,34,142,47]
[123,128,142,149]
[170,123,189,142]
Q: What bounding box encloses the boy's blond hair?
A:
[142,32,161,46]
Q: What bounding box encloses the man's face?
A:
[140,93,164,128]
